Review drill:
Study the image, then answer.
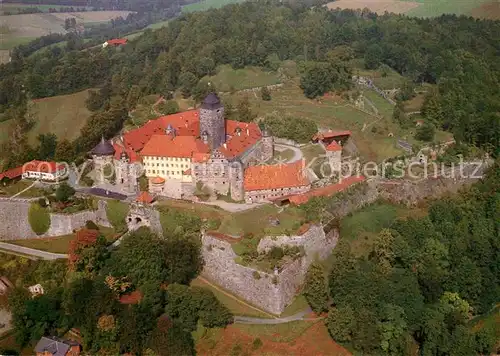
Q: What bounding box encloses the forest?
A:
[303,160,500,355]
[3,216,232,355]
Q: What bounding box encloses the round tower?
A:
[260,128,274,162]
[229,160,244,202]
[199,93,225,150]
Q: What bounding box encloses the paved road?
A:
[274,143,303,163]
[234,307,319,324]
[0,242,68,260]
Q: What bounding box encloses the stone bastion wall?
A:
[0,200,110,240]
[201,224,338,315]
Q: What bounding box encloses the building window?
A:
[153,170,156,174]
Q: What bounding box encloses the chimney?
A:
[223,143,227,149]
[246,129,249,136]
[185,120,188,128]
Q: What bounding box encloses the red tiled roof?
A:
[119,290,142,304]
[113,144,141,163]
[192,153,211,163]
[183,169,191,175]
[107,38,128,45]
[141,135,209,158]
[288,176,365,205]
[244,160,309,191]
[23,160,65,173]
[122,111,200,152]
[313,130,352,141]
[151,176,165,184]
[219,121,262,159]
[326,141,342,151]
[137,191,154,204]
[121,111,262,161]
[0,166,23,180]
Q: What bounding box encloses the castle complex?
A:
[91,93,311,203]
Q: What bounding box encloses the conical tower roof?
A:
[91,137,115,156]
[201,92,222,110]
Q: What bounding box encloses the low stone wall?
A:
[273,137,299,147]
[202,224,338,314]
[0,200,110,240]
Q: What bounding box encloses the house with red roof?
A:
[102,38,128,48]
[21,160,67,181]
[243,160,310,203]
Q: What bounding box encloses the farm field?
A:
[0,11,132,49]
[205,64,281,92]
[182,0,245,13]
[327,0,421,14]
[0,3,92,15]
[406,0,494,18]
[27,89,92,146]
[326,0,498,19]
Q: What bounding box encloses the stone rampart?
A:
[202,224,338,314]
[0,200,110,240]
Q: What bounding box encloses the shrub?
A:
[28,202,51,235]
[262,115,317,143]
[37,197,48,208]
[252,271,261,280]
[55,182,75,202]
[261,87,271,101]
[252,338,263,350]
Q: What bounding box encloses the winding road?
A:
[234,307,320,325]
[0,242,68,260]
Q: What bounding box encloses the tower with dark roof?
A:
[199,93,225,150]
[91,137,115,185]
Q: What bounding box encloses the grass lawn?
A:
[353,66,405,90]
[182,0,245,13]
[8,225,117,254]
[470,304,500,338]
[217,204,304,238]
[27,89,92,146]
[0,180,47,198]
[281,295,309,317]
[147,19,170,30]
[105,200,129,232]
[191,277,273,318]
[0,36,36,50]
[236,320,317,343]
[301,144,325,164]
[205,64,281,92]
[272,148,295,163]
[363,89,394,118]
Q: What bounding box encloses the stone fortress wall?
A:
[201,225,339,315]
[0,199,110,240]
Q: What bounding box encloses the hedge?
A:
[28,202,51,235]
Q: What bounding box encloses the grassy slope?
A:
[406,0,492,17]
[228,81,405,162]
[0,36,36,50]
[205,64,281,92]
[8,226,117,253]
[27,89,92,146]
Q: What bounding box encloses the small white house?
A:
[22,160,67,181]
[28,284,44,296]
